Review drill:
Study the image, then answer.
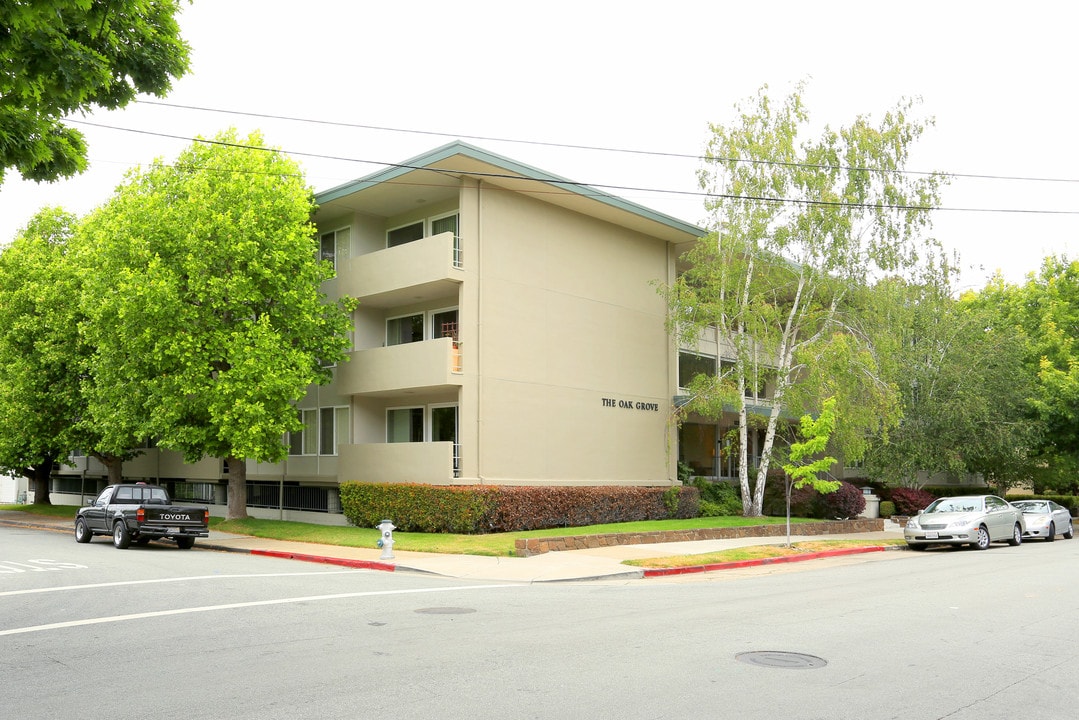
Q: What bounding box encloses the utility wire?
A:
[70,119,1079,217]
[135,99,1079,185]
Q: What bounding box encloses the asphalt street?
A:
[3,522,1078,720]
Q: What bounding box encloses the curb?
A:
[248,548,397,573]
[642,545,897,577]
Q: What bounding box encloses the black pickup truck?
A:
[74,483,210,549]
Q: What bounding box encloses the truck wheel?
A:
[176,536,195,550]
[74,518,92,543]
[112,522,131,549]
[134,537,151,546]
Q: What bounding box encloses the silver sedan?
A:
[904,495,1024,551]
[1011,499,1074,541]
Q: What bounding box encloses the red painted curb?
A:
[250,549,397,572]
[642,545,889,577]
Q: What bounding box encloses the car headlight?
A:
[905,517,920,530]
[1026,517,1050,529]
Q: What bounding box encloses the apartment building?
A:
[54,142,708,520]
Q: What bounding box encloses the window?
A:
[319,407,349,456]
[290,407,347,456]
[679,352,716,388]
[386,214,461,266]
[387,408,424,443]
[387,221,424,248]
[288,409,318,456]
[431,213,458,237]
[431,308,459,340]
[387,313,424,346]
[319,227,351,272]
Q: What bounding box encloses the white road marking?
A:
[0,570,368,598]
[0,584,517,636]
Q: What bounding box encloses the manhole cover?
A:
[736,651,827,669]
[414,607,477,615]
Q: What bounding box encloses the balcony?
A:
[338,231,462,308]
[338,441,457,484]
[337,336,463,397]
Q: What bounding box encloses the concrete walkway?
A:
[0,510,908,583]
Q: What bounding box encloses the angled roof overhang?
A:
[315,141,705,244]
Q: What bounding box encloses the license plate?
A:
[168,527,181,534]
[925,532,939,539]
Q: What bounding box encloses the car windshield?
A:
[1011,501,1047,513]
[925,499,981,514]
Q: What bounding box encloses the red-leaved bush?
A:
[888,487,936,515]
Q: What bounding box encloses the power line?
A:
[134,99,1079,185]
[69,119,1079,217]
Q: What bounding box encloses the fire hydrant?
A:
[376,519,396,560]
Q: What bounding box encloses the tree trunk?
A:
[100,456,123,484]
[31,463,51,505]
[226,456,248,520]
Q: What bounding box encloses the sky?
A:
[2,0,1076,291]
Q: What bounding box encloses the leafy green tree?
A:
[667,83,946,516]
[979,257,1079,492]
[861,277,1040,491]
[0,0,190,183]
[78,130,356,519]
[781,396,839,544]
[0,209,83,503]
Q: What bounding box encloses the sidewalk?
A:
[0,510,907,583]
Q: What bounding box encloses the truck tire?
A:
[176,536,195,550]
[74,518,92,543]
[113,521,131,549]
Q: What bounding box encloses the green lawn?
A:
[1,503,808,557]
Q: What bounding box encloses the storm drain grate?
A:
[736,651,827,669]
[414,607,477,615]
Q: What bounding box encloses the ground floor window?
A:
[387,404,460,476]
[387,407,424,442]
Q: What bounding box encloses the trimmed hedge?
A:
[339,483,700,534]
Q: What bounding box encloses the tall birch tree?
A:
[668,83,946,516]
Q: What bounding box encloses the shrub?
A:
[339,483,701,533]
[817,481,867,520]
[879,500,896,517]
[889,487,936,515]
[691,478,742,516]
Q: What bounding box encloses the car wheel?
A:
[1064,521,1074,540]
[973,525,991,550]
[175,536,195,550]
[74,518,92,544]
[112,522,131,549]
[908,543,927,551]
[1046,522,1056,542]
[1008,523,1022,546]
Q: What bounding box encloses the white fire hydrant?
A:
[376,519,396,560]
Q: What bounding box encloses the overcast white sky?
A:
[2,0,1076,290]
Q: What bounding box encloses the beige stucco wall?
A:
[467,186,676,485]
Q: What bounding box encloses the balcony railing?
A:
[337,231,462,308]
[337,336,463,396]
[339,441,457,484]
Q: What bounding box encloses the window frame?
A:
[386,220,424,249]
[319,226,351,273]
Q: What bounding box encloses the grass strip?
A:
[623,538,906,568]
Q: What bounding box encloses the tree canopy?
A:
[668,83,947,516]
[0,208,83,503]
[77,130,356,518]
[0,0,190,184]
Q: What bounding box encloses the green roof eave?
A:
[315,140,705,239]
